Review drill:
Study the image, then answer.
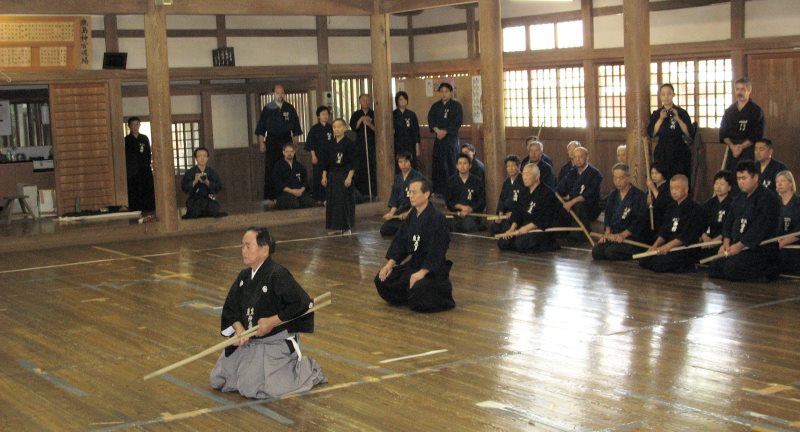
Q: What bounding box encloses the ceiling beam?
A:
[380,0,476,15]
[0,0,371,16]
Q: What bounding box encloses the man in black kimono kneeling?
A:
[210,226,326,399]
[375,177,456,313]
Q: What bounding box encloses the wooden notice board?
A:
[0,16,91,70]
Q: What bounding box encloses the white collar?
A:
[251,261,264,280]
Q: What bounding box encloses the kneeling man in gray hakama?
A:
[210,226,327,399]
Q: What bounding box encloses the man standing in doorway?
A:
[255,84,303,207]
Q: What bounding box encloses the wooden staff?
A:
[720,145,729,171]
[643,136,655,231]
[589,232,650,249]
[785,245,800,250]
[699,231,800,264]
[632,240,722,260]
[444,211,509,220]
[554,194,595,246]
[143,292,332,380]
[493,227,582,239]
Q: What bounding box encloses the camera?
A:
[200,173,208,181]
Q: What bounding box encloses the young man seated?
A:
[490,155,524,236]
[272,142,315,210]
[445,154,486,233]
[181,147,226,219]
[380,152,423,236]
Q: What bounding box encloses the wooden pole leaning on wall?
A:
[143,292,332,380]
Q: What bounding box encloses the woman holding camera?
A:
[181,147,225,219]
[647,83,693,181]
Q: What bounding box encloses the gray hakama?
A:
[210,330,326,399]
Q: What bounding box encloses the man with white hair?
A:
[497,163,562,253]
[557,140,581,187]
[557,146,603,240]
[520,138,555,189]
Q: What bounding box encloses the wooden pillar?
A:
[108,78,127,206]
[466,5,477,59]
[407,15,415,64]
[478,0,506,214]
[730,0,745,81]
[144,1,179,231]
[103,15,119,52]
[316,16,331,107]
[623,0,650,189]
[371,1,393,202]
[216,15,227,48]
[201,90,214,151]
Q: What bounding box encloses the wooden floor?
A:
[1,220,799,431]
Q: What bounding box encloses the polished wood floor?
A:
[1,220,799,431]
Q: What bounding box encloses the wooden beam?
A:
[623,0,650,190]
[407,15,415,64]
[479,0,506,214]
[167,0,371,15]
[216,15,227,48]
[730,0,746,82]
[104,15,119,53]
[201,91,214,151]
[381,0,476,15]
[466,5,477,59]
[0,0,145,14]
[144,1,179,232]
[371,0,394,203]
[316,16,331,108]
[108,78,127,206]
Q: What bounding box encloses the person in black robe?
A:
[645,163,672,241]
[557,146,603,241]
[124,116,155,212]
[557,140,582,188]
[640,175,706,273]
[272,142,314,210]
[375,177,456,313]
[427,82,463,195]
[719,77,764,176]
[446,154,486,233]
[775,171,800,275]
[699,170,735,256]
[392,91,421,170]
[381,152,423,236]
[490,155,523,236]
[496,163,562,253]
[255,85,303,203]
[754,139,787,192]
[592,163,648,261]
[709,161,782,281]
[305,106,333,203]
[210,227,326,399]
[647,83,693,181]
[181,147,225,219]
[350,94,377,200]
[322,119,357,234]
[461,143,485,188]
[520,138,556,189]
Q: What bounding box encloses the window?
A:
[0,101,52,149]
[123,120,200,175]
[556,20,583,49]
[649,58,732,128]
[598,64,627,128]
[171,121,200,175]
[330,77,372,122]
[503,26,526,53]
[259,91,311,141]
[529,23,555,51]
[504,70,530,127]
[503,67,585,128]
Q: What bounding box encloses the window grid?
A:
[0,102,51,149]
[171,121,200,175]
[530,68,558,127]
[697,59,732,128]
[558,67,586,127]
[330,78,372,122]
[598,64,627,128]
[503,70,530,127]
[650,60,696,120]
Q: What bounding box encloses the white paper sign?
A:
[425,79,434,97]
[471,75,483,124]
[0,100,10,136]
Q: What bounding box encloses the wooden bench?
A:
[0,195,36,223]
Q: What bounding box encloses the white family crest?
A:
[412,234,421,251]
[467,188,474,201]
[671,217,680,232]
[405,118,411,128]
[717,210,726,223]
[739,218,748,233]
[738,119,748,131]
[283,112,290,121]
[621,207,631,220]
[336,152,343,164]
[527,202,534,214]
[512,189,519,202]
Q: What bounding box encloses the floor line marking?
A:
[18,359,87,397]
[93,246,153,263]
[379,349,448,364]
[476,400,582,431]
[159,373,293,425]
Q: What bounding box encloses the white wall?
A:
[414,31,468,62]
[391,36,409,64]
[329,37,371,64]
[413,7,467,27]
[746,0,800,38]
[501,0,580,18]
[122,95,201,117]
[228,37,318,66]
[328,16,370,30]
[226,15,316,29]
[211,94,249,149]
[593,14,623,49]
[651,3,730,45]
[118,38,146,69]
[117,15,144,30]
[167,15,216,29]
[168,38,218,68]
